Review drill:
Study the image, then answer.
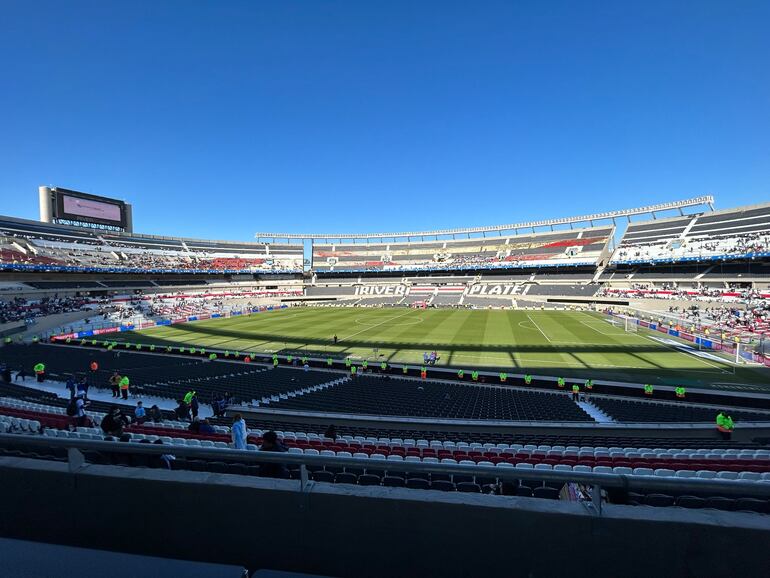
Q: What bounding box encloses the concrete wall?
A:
[0,457,767,578]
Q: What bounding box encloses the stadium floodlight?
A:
[254,196,714,241]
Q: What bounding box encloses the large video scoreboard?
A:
[40,187,130,231]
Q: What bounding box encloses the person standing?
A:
[119,375,130,400]
[65,376,77,399]
[190,393,199,420]
[76,375,89,400]
[231,413,248,450]
[109,372,121,398]
[33,362,46,383]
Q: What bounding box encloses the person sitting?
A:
[259,430,289,478]
[188,417,202,433]
[134,401,146,424]
[148,404,163,423]
[198,418,216,435]
[174,399,190,421]
[101,406,130,437]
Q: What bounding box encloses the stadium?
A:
[2,186,770,576]
[3,3,770,576]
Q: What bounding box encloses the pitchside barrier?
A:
[47,304,290,342]
[606,310,770,367]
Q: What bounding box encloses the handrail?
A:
[1,433,769,500]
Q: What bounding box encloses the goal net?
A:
[622,316,638,333]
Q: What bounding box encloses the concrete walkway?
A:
[11,377,214,419]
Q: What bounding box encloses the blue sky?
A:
[1,1,768,240]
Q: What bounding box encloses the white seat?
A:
[213,442,228,449]
[696,470,717,479]
[632,468,653,476]
[654,469,676,477]
[738,472,760,481]
[572,465,592,473]
[515,463,534,470]
[320,450,336,457]
[496,462,514,468]
[304,449,320,456]
[423,457,439,464]
[459,460,475,466]
[553,464,572,472]
[386,455,404,461]
[370,453,386,461]
[404,456,421,463]
[440,458,458,465]
[534,463,552,471]
[246,444,258,451]
[352,452,369,459]
[336,451,353,458]
[717,471,739,480]
[612,467,633,475]
[675,470,696,478]
[186,439,201,446]
[592,466,612,474]
[200,440,215,448]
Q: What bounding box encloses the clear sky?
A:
[1,1,768,240]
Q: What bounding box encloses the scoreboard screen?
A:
[53,188,127,228]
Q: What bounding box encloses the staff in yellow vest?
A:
[716,411,734,441]
[499,372,507,383]
[644,384,654,396]
[119,375,130,400]
[584,379,593,391]
[402,365,409,374]
[571,383,580,401]
[380,361,387,372]
[557,377,566,389]
[457,369,464,379]
[471,370,479,382]
[524,374,532,385]
[675,386,686,399]
[33,362,46,383]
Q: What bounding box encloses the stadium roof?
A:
[255,196,714,241]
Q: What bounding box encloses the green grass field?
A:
[113,307,770,392]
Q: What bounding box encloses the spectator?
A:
[148,404,163,423]
[134,401,146,423]
[324,424,338,441]
[0,363,11,384]
[174,399,190,421]
[188,417,201,433]
[153,439,175,470]
[190,393,199,420]
[101,406,130,437]
[109,372,121,398]
[76,375,89,399]
[231,413,248,450]
[259,430,289,478]
[65,376,77,399]
[198,418,216,435]
[211,393,224,417]
[14,366,28,382]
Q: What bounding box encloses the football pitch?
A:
[113,307,770,391]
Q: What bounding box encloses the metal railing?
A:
[2,433,769,516]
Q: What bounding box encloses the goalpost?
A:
[623,316,638,333]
